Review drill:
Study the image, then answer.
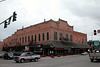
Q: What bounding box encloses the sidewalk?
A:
[41,55,77,59]
[0,58,3,62]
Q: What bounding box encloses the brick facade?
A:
[0,42,3,51]
[3,19,87,48]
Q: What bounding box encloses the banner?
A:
[97,30,100,33]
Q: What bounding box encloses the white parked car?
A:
[81,52,88,55]
[14,52,41,63]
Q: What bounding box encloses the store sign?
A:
[98,30,100,33]
[54,48,64,50]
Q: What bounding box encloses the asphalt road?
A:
[0,55,100,67]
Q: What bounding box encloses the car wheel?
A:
[34,58,38,62]
[30,60,32,62]
[91,59,94,62]
[16,61,19,63]
[20,59,25,63]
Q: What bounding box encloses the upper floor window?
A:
[82,38,84,43]
[66,34,68,40]
[35,35,37,42]
[47,32,49,40]
[22,37,24,43]
[25,37,27,43]
[42,33,44,41]
[70,34,72,42]
[59,32,62,40]
[85,38,87,43]
[38,34,40,41]
[54,32,57,40]
[31,35,33,42]
[16,38,17,44]
[28,36,30,42]
[9,42,11,45]
[20,38,21,43]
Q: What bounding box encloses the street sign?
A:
[97,30,100,33]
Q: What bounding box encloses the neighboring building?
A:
[0,42,3,52]
[2,19,89,55]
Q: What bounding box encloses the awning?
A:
[44,40,70,50]
[44,40,91,49]
[61,41,91,48]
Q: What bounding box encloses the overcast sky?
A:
[0,0,100,41]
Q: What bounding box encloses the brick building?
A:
[0,42,3,52]
[2,19,90,55]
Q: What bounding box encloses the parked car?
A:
[89,49,100,62]
[0,52,6,58]
[13,51,23,56]
[3,52,14,60]
[81,52,88,55]
[14,52,41,63]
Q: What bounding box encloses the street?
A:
[0,55,100,67]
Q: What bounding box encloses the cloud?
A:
[0,0,100,41]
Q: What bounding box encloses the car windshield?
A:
[0,52,4,55]
[8,53,13,56]
[21,53,27,56]
[30,52,33,55]
[13,52,23,56]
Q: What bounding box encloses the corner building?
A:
[2,19,88,55]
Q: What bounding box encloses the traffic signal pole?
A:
[0,12,17,28]
[0,16,12,25]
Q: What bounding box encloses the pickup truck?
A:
[14,52,40,63]
[89,50,100,62]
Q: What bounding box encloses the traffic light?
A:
[4,20,8,28]
[94,30,96,35]
[12,12,17,22]
[8,16,12,25]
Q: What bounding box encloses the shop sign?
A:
[54,48,64,50]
